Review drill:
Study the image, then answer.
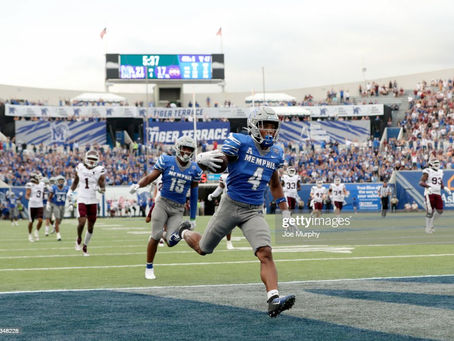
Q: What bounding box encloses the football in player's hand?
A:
[198,154,228,173]
[214,154,228,173]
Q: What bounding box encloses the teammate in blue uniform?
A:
[180,107,295,317]
[6,191,19,226]
[130,136,202,280]
[47,175,70,241]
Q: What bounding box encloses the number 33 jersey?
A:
[26,182,45,208]
[75,163,106,204]
[154,155,202,204]
[222,133,284,206]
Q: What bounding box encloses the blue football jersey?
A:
[43,186,49,205]
[50,185,70,206]
[154,155,202,204]
[222,133,284,205]
[7,195,16,208]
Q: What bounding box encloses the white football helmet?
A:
[334,177,341,185]
[174,136,196,163]
[30,173,40,184]
[42,177,50,185]
[247,107,280,148]
[287,167,296,176]
[84,150,99,169]
[428,158,440,171]
[317,179,323,188]
[56,175,66,186]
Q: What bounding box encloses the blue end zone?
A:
[376,275,454,284]
[306,289,454,310]
[0,291,430,340]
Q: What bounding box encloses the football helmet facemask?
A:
[174,136,196,163]
[84,150,99,169]
[248,107,280,148]
[428,158,440,171]
[30,173,40,184]
[56,175,66,186]
[287,167,296,176]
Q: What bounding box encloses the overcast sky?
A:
[1,0,453,94]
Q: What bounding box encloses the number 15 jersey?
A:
[154,155,202,204]
[75,163,105,204]
[222,133,284,206]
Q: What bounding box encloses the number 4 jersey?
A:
[154,155,202,204]
[222,133,284,205]
[75,163,106,204]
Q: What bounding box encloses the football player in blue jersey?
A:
[47,175,70,241]
[130,136,202,280]
[6,190,19,226]
[180,107,296,317]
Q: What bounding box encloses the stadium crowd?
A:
[0,142,165,186]
[2,78,454,186]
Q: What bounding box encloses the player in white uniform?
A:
[281,167,301,211]
[25,173,45,242]
[207,173,234,249]
[419,159,451,233]
[70,150,106,256]
[310,180,326,217]
[329,177,348,215]
[146,175,162,223]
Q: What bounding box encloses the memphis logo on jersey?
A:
[244,147,276,170]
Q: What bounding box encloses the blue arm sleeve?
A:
[190,185,198,220]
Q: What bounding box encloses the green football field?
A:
[0,212,453,340]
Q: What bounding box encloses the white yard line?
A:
[1,253,453,272]
[0,245,354,259]
[0,273,453,295]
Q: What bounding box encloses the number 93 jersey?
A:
[154,155,202,204]
[423,167,444,195]
[75,163,106,204]
[222,133,284,205]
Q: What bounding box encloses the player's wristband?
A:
[276,197,286,205]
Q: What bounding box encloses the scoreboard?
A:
[106,53,224,83]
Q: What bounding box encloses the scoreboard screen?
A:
[105,54,224,82]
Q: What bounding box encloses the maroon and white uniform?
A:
[311,186,326,210]
[26,181,45,221]
[282,174,299,209]
[219,173,228,194]
[75,163,105,218]
[153,175,163,201]
[330,183,346,209]
[423,167,444,211]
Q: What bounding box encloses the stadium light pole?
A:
[192,92,197,156]
[145,74,150,173]
[362,66,367,97]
